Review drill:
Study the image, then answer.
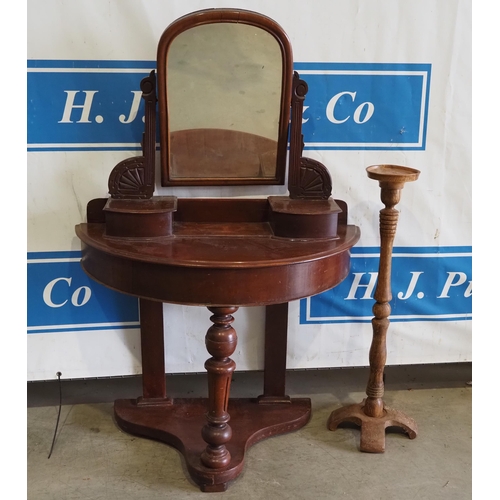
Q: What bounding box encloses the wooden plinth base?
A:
[327,400,417,453]
[114,397,311,492]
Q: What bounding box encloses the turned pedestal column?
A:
[328,164,420,453]
[201,307,238,469]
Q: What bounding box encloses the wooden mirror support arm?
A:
[266,72,339,238]
[288,72,332,200]
[108,71,157,199]
[327,165,420,453]
[103,71,179,239]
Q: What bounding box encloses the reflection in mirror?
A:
[166,22,283,180]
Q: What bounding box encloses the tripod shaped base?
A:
[327,400,417,453]
[115,397,311,491]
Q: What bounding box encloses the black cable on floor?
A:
[47,372,62,459]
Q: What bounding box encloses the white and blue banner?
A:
[300,247,471,324]
[27,0,471,380]
[28,60,430,151]
[27,251,139,334]
[297,63,431,150]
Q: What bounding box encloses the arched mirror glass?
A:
[157,10,293,186]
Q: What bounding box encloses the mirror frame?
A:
[157,8,293,187]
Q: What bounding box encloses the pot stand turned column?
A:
[327,165,420,453]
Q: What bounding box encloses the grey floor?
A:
[28,363,472,499]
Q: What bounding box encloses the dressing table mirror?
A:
[161,15,288,185]
[75,8,360,491]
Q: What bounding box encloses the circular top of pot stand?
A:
[366,164,420,187]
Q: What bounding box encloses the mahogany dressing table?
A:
[75,9,360,491]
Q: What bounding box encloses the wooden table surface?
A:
[76,221,360,306]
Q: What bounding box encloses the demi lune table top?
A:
[76,221,360,306]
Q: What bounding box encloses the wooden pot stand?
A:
[327,165,420,453]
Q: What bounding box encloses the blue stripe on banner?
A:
[28,251,82,260]
[293,62,432,73]
[27,60,156,69]
[28,146,145,152]
[350,246,471,255]
[27,60,431,151]
[27,251,139,334]
[300,246,472,324]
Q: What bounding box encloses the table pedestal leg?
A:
[328,165,420,452]
[114,305,311,492]
[201,307,237,469]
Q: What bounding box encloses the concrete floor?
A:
[28,363,471,499]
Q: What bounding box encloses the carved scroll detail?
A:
[108,71,157,199]
[288,71,333,200]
